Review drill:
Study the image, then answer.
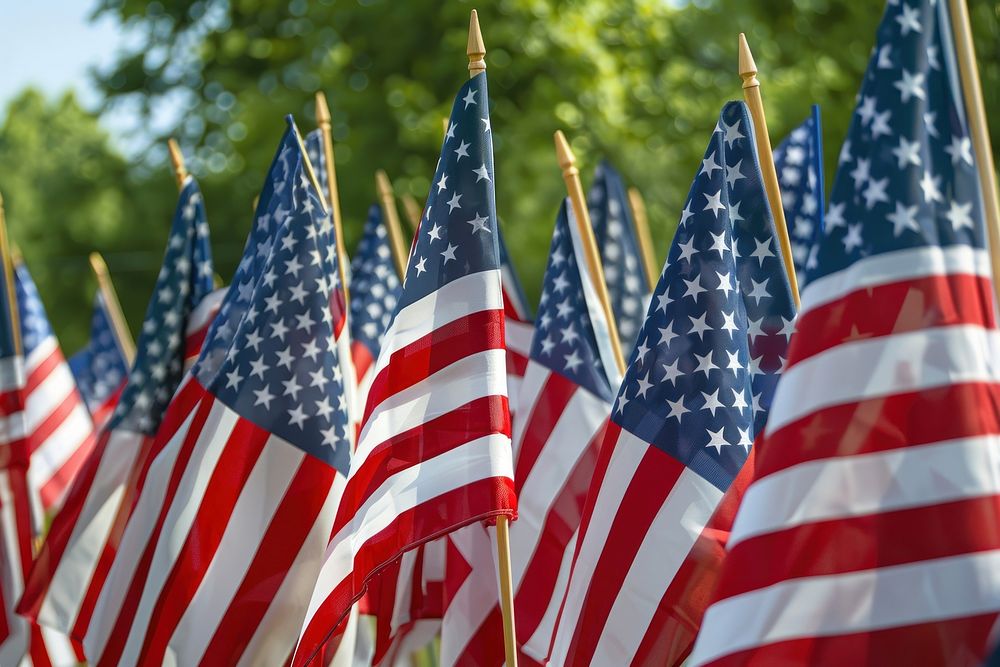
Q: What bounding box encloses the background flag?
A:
[69,292,129,430]
[691,2,1000,664]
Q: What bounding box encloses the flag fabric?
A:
[305,127,334,214]
[19,174,215,648]
[550,100,796,667]
[587,160,651,352]
[69,292,130,430]
[293,69,516,665]
[773,105,825,284]
[497,225,534,411]
[691,2,1000,664]
[14,262,97,514]
[78,120,353,666]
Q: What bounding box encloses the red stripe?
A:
[715,494,1000,603]
[29,624,53,667]
[559,443,684,667]
[515,426,604,642]
[362,308,505,425]
[184,324,210,363]
[630,449,755,667]
[703,612,997,667]
[294,477,516,667]
[26,387,84,455]
[351,341,374,385]
[455,605,506,667]
[513,371,577,491]
[759,381,1000,481]
[789,274,993,368]
[334,395,510,535]
[134,416,270,665]
[38,429,96,510]
[7,466,35,578]
[506,348,528,378]
[25,345,63,394]
[199,456,336,666]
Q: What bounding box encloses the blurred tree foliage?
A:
[2,0,999,348]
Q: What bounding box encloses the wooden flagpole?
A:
[554,131,627,374]
[315,92,352,301]
[167,138,188,190]
[88,252,137,365]
[401,194,422,232]
[948,0,1000,304]
[626,186,658,290]
[738,34,800,308]
[0,193,21,356]
[467,10,518,667]
[375,171,409,280]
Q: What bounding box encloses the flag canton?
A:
[69,293,129,414]
[349,205,401,360]
[587,160,647,352]
[811,0,984,283]
[305,128,333,211]
[530,200,614,403]
[773,108,824,282]
[111,177,215,434]
[613,102,795,491]
[14,263,53,355]
[497,223,532,322]
[208,124,350,474]
[401,73,501,309]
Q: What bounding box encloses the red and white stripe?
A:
[23,334,97,512]
[690,244,1000,665]
[293,269,515,666]
[183,287,226,366]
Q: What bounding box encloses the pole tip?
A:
[468,9,486,75]
[167,138,188,186]
[553,130,576,171]
[375,169,392,199]
[315,91,331,126]
[738,33,759,88]
[88,251,108,276]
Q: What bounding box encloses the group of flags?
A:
[0,0,996,665]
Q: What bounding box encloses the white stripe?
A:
[0,470,30,666]
[510,385,608,585]
[37,429,145,632]
[0,410,28,445]
[690,549,1000,666]
[768,325,1000,435]
[185,288,226,337]
[390,550,419,632]
[731,434,1000,549]
[440,523,499,667]
[0,356,24,393]
[800,244,991,316]
[590,468,722,666]
[372,270,504,380]
[25,336,58,374]
[354,348,508,465]
[24,353,79,431]
[118,400,241,666]
[511,362,550,461]
[505,319,534,357]
[522,530,576,662]
[549,429,647,665]
[84,398,227,662]
[27,404,93,499]
[40,625,79,667]
[163,432,305,665]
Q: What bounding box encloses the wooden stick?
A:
[554,130,627,374]
[738,33,800,308]
[626,187,658,291]
[401,194,422,232]
[948,0,1000,304]
[0,193,20,356]
[375,170,408,279]
[315,92,351,291]
[468,9,486,77]
[88,252,136,365]
[167,139,188,191]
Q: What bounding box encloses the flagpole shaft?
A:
[948,0,1000,305]
[554,131,627,374]
[375,171,409,280]
[167,139,188,191]
[401,194,422,232]
[738,34,800,308]
[495,514,518,667]
[0,194,21,356]
[626,186,658,291]
[88,252,136,365]
[315,92,352,306]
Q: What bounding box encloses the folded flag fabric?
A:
[69,291,130,430]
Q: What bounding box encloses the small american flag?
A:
[691,2,1000,664]
[69,292,130,430]
[14,262,97,513]
[305,128,333,213]
[587,160,651,352]
[550,100,796,666]
[19,174,215,651]
[81,120,353,666]
[293,69,516,665]
[773,105,825,284]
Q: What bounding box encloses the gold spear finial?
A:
[467,10,486,77]
[167,138,188,191]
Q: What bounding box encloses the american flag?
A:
[773,105,825,284]
[19,174,216,650]
[69,292,130,430]
[293,69,516,665]
[79,120,353,666]
[13,262,98,513]
[587,160,651,352]
[550,100,796,666]
[305,127,333,212]
[498,224,534,410]
[691,2,1000,664]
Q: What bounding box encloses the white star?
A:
[454,140,470,161]
[715,271,735,297]
[896,3,922,35]
[894,69,926,103]
[825,202,846,229]
[722,118,744,147]
[615,392,629,415]
[924,111,939,138]
[728,201,744,225]
[752,391,765,417]
[282,376,302,399]
[708,231,729,257]
[562,322,579,345]
[945,200,975,231]
[462,89,477,108]
[467,212,490,234]
[552,273,570,292]
[427,223,442,242]
[688,312,713,340]
[677,237,698,263]
[750,238,774,266]
[253,386,275,409]
[481,117,491,132]
[703,190,726,217]
[661,358,682,385]
[315,397,334,421]
[731,388,749,413]
[635,373,653,399]
[564,350,583,372]
[447,192,463,212]
[679,201,694,226]
[779,316,796,341]
[436,173,448,193]
[945,135,974,167]
[636,338,651,360]
[682,275,706,301]
[276,348,295,369]
[850,157,871,189]
[288,405,308,428]
[224,369,242,390]
[737,427,753,451]
[725,159,745,189]
[862,177,890,209]
[877,44,893,69]
[445,122,456,141]
[887,201,920,237]
[721,310,738,337]
[666,396,688,422]
[891,136,922,168]
[473,164,491,182]
[295,311,315,332]
[700,388,724,415]
[441,243,458,264]
[658,321,678,346]
[920,170,943,204]
[414,256,428,275]
[871,110,892,139]
[701,152,722,178]
[843,223,864,253]
[270,318,289,341]
[726,349,742,373]
[746,278,771,305]
[249,356,268,379]
[540,335,555,355]
[857,96,877,125]
[302,339,321,361]
[309,368,329,390]
[656,290,672,313]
